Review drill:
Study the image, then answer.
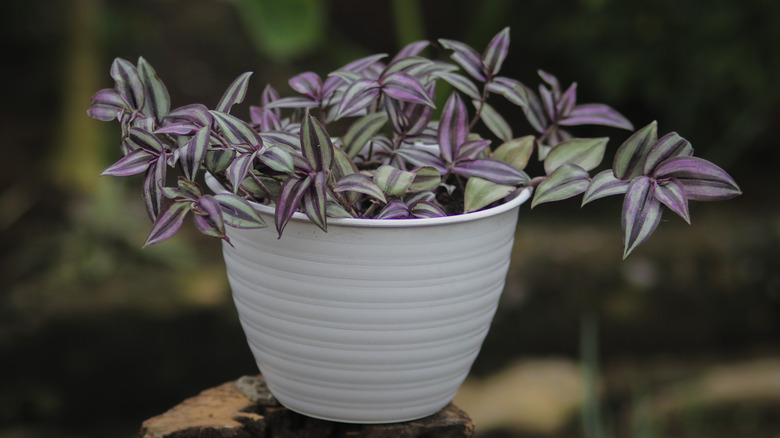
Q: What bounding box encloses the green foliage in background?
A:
[226,0,326,62]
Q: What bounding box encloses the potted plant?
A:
[87,28,740,423]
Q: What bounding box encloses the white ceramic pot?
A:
[206,175,530,423]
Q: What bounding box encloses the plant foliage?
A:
[88,28,740,257]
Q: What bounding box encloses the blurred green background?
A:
[1,0,778,437]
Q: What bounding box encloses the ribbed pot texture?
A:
[209,176,530,423]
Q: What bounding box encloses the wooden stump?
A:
[140,375,475,438]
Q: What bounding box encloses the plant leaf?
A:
[288,71,322,99]
[216,72,253,114]
[492,136,535,171]
[137,57,170,122]
[376,200,410,219]
[476,100,512,142]
[226,152,256,193]
[127,127,165,153]
[482,27,510,77]
[382,72,436,107]
[643,132,694,175]
[87,88,127,121]
[262,96,317,110]
[531,163,590,208]
[110,57,145,110]
[258,145,294,173]
[485,76,529,109]
[333,173,387,203]
[559,103,633,130]
[394,147,447,173]
[438,92,468,163]
[211,110,262,147]
[451,158,529,185]
[143,159,168,222]
[464,177,515,213]
[181,126,210,180]
[334,79,381,119]
[433,71,481,100]
[300,109,333,171]
[622,176,663,259]
[193,195,226,239]
[302,171,328,231]
[165,104,212,128]
[101,149,154,177]
[342,112,388,158]
[410,200,446,218]
[544,137,609,174]
[374,165,415,197]
[409,166,442,191]
[653,156,741,201]
[275,175,311,236]
[581,169,630,205]
[143,201,190,247]
[438,38,486,81]
[613,120,658,180]
[655,178,690,224]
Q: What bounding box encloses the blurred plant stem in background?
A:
[581,313,607,438]
[226,0,326,63]
[50,0,106,196]
[391,0,424,46]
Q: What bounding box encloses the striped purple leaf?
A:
[101,148,154,177]
[381,72,435,107]
[653,156,741,201]
[275,175,312,236]
[342,113,388,158]
[376,200,410,219]
[434,71,481,100]
[137,57,170,122]
[143,159,168,222]
[211,193,265,229]
[655,178,690,223]
[164,104,212,128]
[581,169,630,205]
[110,58,145,110]
[531,163,590,208]
[192,195,226,239]
[642,132,693,175]
[289,72,323,99]
[481,27,510,77]
[300,110,333,172]
[559,103,634,130]
[225,152,256,193]
[181,126,211,180]
[622,176,663,259]
[143,201,190,247]
[302,171,328,231]
[216,72,252,114]
[613,121,658,180]
[333,173,387,203]
[438,92,468,163]
[334,79,381,119]
[258,145,294,173]
[211,110,262,148]
[410,200,446,218]
[438,38,486,82]
[451,158,530,186]
[485,77,529,108]
[87,88,126,121]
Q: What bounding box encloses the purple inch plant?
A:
[88,27,740,258]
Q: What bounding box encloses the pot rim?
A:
[205,173,531,229]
